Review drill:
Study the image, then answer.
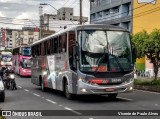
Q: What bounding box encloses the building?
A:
[0,28,14,50]
[41,7,88,32]
[90,0,133,32]
[13,27,40,47]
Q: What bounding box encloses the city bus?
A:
[31,24,136,99]
[12,45,31,76]
[0,51,12,66]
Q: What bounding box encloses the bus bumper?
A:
[20,69,31,76]
[77,80,134,95]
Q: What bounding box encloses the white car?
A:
[0,78,5,102]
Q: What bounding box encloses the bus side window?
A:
[39,43,41,56]
[41,42,44,56]
[54,37,58,53]
[44,41,47,55]
[68,31,76,70]
[47,39,51,55]
[58,36,62,53]
[51,38,54,54]
[31,47,34,57]
[62,33,67,52]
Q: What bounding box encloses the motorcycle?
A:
[3,67,17,90]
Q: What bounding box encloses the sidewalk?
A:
[134,77,160,93]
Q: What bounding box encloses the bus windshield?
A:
[78,30,133,72]
[2,55,12,62]
[22,47,31,56]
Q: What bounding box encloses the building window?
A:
[99,11,103,17]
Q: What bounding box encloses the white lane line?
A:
[117,97,133,101]
[46,99,57,104]
[33,93,40,97]
[134,89,160,95]
[89,118,94,119]
[64,107,82,116]
[41,97,45,99]
[59,105,63,106]
[155,104,158,106]
[24,89,29,92]
[18,86,22,88]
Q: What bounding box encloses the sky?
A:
[0,0,90,30]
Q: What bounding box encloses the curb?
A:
[134,85,160,92]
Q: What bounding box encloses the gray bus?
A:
[31,24,136,99]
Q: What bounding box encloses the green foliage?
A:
[132,30,149,58]
[132,29,160,80]
[134,79,160,86]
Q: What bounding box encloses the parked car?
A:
[0,77,5,102]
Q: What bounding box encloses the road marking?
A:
[59,105,63,106]
[33,93,40,97]
[134,89,160,95]
[117,97,133,101]
[46,99,57,104]
[64,107,82,116]
[18,86,22,88]
[24,89,29,92]
[41,97,45,99]
[155,104,158,106]
[89,118,94,119]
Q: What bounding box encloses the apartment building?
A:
[13,27,39,47]
[41,7,88,31]
[90,0,133,32]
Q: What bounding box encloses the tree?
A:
[132,29,160,80]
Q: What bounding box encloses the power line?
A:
[62,0,70,7]
[68,0,77,7]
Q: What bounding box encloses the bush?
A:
[134,78,160,86]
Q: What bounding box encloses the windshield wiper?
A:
[112,55,124,71]
[94,46,108,74]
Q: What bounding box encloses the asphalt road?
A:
[0,75,160,119]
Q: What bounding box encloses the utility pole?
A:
[80,0,82,24]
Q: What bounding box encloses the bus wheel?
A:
[41,80,46,92]
[65,82,73,100]
[108,93,118,99]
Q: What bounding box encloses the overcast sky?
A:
[0,0,90,30]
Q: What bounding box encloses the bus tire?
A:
[108,93,118,99]
[65,81,73,100]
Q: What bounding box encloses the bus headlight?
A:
[79,78,98,86]
[1,61,4,65]
[43,71,47,75]
[10,74,15,79]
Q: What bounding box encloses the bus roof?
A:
[31,24,128,46]
[1,51,12,55]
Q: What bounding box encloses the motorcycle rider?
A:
[2,66,17,90]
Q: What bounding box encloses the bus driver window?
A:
[68,31,76,71]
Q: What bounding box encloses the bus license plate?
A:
[106,88,114,92]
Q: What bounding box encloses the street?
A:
[0,75,160,119]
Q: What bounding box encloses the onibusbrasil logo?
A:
[138,0,157,4]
